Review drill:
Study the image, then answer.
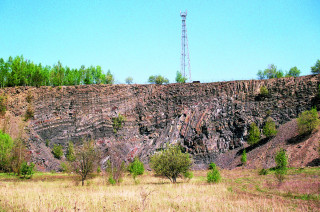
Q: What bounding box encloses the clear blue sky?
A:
[0,0,319,84]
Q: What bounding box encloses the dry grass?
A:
[0,168,319,211]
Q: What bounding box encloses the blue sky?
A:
[0,0,319,84]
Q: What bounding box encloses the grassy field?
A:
[0,167,319,211]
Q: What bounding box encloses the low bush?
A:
[112,114,126,133]
[260,86,269,97]
[263,118,277,138]
[128,157,144,182]
[52,144,63,159]
[258,168,268,175]
[207,163,221,183]
[247,123,261,145]
[241,149,247,165]
[297,108,320,135]
[274,149,288,183]
[20,162,35,179]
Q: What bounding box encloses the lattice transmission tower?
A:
[180,10,191,82]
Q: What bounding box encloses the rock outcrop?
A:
[1,75,319,170]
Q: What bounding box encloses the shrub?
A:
[311,59,320,74]
[260,86,269,97]
[24,106,34,121]
[297,108,320,135]
[97,166,101,174]
[52,144,63,159]
[183,171,194,182]
[247,123,260,145]
[45,139,50,147]
[108,177,116,185]
[20,162,35,179]
[0,95,7,116]
[258,168,268,175]
[112,114,126,133]
[241,149,247,165]
[148,75,169,85]
[10,138,28,175]
[106,158,126,185]
[175,71,187,83]
[208,162,216,170]
[263,118,277,138]
[125,77,133,84]
[207,163,221,183]
[128,157,144,182]
[0,130,13,171]
[66,141,75,162]
[150,145,192,183]
[60,162,71,173]
[275,149,288,183]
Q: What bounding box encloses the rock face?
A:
[1,75,319,170]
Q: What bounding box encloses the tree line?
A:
[0,55,114,88]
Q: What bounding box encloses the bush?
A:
[241,149,247,165]
[150,145,192,183]
[0,130,13,171]
[263,118,277,138]
[106,158,126,185]
[183,171,194,182]
[66,141,75,162]
[297,108,320,135]
[275,149,288,183]
[247,123,261,145]
[24,106,34,121]
[148,75,169,85]
[209,162,216,170]
[258,168,268,175]
[20,162,35,179]
[260,86,269,97]
[175,71,187,83]
[207,163,221,183]
[60,162,71,173]
[311,59,320,74]
[125,77,133,84]
[0,95,7,116]
[112,114,126,133]
[52,144,63,159]
[128,157,144,182]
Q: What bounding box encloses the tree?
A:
[150,145,192,183]
[274,149,288,183]
[257,64,284,79]
[20,162,35,179]
[106,148,126,185]
[0,130,13,171]
[259,86,269,97]
[247,123,260,145]
[148,75,169,85]
[241,149,247,165]
[175,71,187,83]
[74,140,98,186]
[52,144,63,159]
[10,138,28,175]
[286,66,300,77]
[128,157,144,182]
[125,77,133,84]
[112,114,126,133]
[263,118,277,138]
[207,163,221,183]
[311,59,320,74]
[66,141,75,162]
[105,70,114,84]
[297,108,320,135]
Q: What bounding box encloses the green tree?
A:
[125,76,133,84]
[10,138,28,175]
[66,141,75,162]
[247,123,260,145]
[263,118,277,138]
[106,149,126,185]
[128,157,144,182]
[105,70,114,84]
[241,149,247,165]
[150,145,192,183]
[74,140,98,186]
[20,162,35,179]
[52,144,63,159]
[175,71,187,83]
[286,66,301,77]
[311,59,320,74]
[112,114,126,133]
[260,86,269,97]
[0,130,13,171]
[148,75,169,85]
[297,108,320,135]
[207,163,221,183]
[274,149,288,183]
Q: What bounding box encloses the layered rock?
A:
[1,75,319,170]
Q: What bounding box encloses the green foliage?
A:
[125,76,133,84]
[20,162,35,179]
[52,144,63,159]
[106,158,126,184]
[183,171,194,182]
[45,139,50,147]
[108,177,116,185]
[247,123,261,145]
[286,66,301,77]
[112,114,126,133]
[0,130,13,171]
[60,162,71,173]
[175,71,187,83]
[257,64,284,79]
[97,166,101,174]
[128,157,144,181]
[258,168,268,175]
[66,141,75,162]
[148,75,169,85]
[150,145,193,183]
[259,86,269,97]
[263,118,277,138]
[311,59,320,74]
[275,149,288,170]
[10,138,27,175]
[0,95,7,115]
[209,162,216,170]
[241,149,247,165]
[297,108,320,135]
[207,163,221,183]
[0,55,115,87]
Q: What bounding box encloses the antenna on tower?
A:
[180,10,191,82]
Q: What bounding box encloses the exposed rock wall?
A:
[1,75,319,170]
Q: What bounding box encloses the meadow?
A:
[0,167,319,211]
